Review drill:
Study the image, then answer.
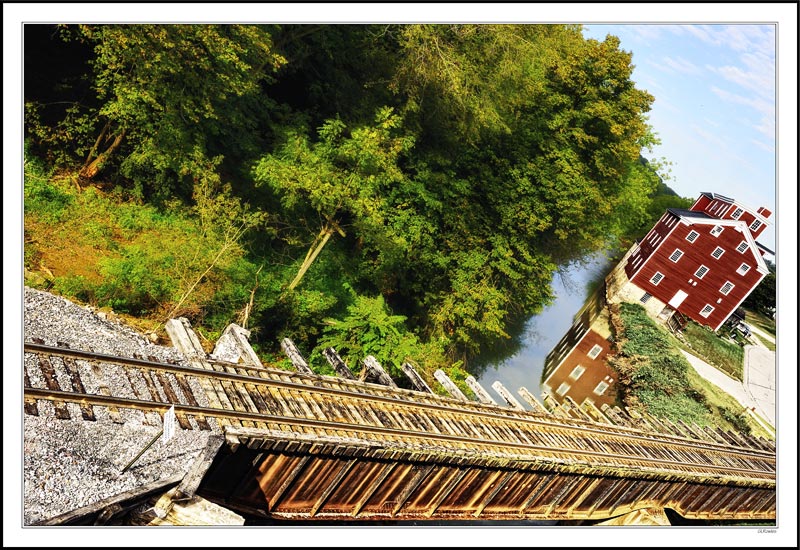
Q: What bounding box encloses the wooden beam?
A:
[280,338,314,375]
[465,376,496,405]
[401,362,433,393]
[323,347,356,380]
[491,382,526,410]
[433,369,468,401]
[362,356,397,388]
[34,474,183,525]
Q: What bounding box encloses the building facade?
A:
[609,193,772,331]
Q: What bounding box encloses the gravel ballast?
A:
[22,286,220,525]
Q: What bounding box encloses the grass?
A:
[685,369,774,439]
[754,333,776,352]
[679,321,744,381]
[743,308,776,339]
[611,302,763,437]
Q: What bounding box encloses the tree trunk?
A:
[79,129,126,180]
[286,218,345,291]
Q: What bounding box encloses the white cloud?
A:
[662,56,701,75]
[710,86,775,139]
[690,123,728,149]
[750,139,774,154]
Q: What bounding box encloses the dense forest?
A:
[23,24,693,390]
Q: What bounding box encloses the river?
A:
[474,250,617,403]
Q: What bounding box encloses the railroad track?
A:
[23,340,776,485]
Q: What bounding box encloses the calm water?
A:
[474,251,616,402]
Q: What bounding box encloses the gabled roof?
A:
[667,208,712,219]
[700,191,736,203]
[671,215,769,275]
[756,241,775,257]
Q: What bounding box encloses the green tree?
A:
[26,24,286,200]
[252,106,415,291]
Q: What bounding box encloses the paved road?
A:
[680,342,775,430]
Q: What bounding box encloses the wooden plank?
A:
[34,473,183,525]
[173,374,211,430]
[280,338,314,375]
[401,362,433,393]
[176,435,225,497]
[433,369,468,401]
[36,352,71,420]
[153,371,192,430]
[465,376,496,405]
[322,347,356,380]
[362,356,397,388]
[517,387,551,415]
[491,381,525,410]
[58,349,96,421]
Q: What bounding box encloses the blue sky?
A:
[582,24,777,252]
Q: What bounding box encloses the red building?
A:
[542,285,618,411]
[609,192,772,331]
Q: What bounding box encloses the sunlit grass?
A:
[680,322,744,381]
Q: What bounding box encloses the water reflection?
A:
[472,251,616,401]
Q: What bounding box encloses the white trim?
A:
[669,248,684,262]
[650,271,664,286]
[731,207,744,219]
[630,212,683,280]
[737,263,751,275]
[686,230,700,243]
[700,304,714,318]
[711,246,725,259]
[710,224,724,237]
[720,281,735,295]
[717,271,767,331]
[695,265,709,279]
[588,344,603,359]
[556,382,571,397]
[736,241,749,253]
[569,365,586,381]
[593,381,610,396]
[541,326,590,387]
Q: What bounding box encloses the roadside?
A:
[680,345,775,432]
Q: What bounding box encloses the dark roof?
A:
[700,191,736,203]
[756,241,775,256]
[667,208,713,219]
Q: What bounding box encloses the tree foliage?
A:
[24,23,666,376]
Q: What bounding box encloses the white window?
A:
[588,344,603,359]
[710,225,724,237]
[593,381,610,396]
[731,207,744,219]
[686,230,700,243]
[736,241,749,253]
[650,272,664,286]
[720,281,735,295]
[669,249,684,263]
[700,304,715,318]
[556,382,571,396]
[569,365,586,381]
[695,265,709,279]
[711,246,725,259]
[737,263,751,275]
[750,220,762,231]
[640,292,652,304]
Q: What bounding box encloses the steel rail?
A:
[23,386,775,482]
[23,343,775,460]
